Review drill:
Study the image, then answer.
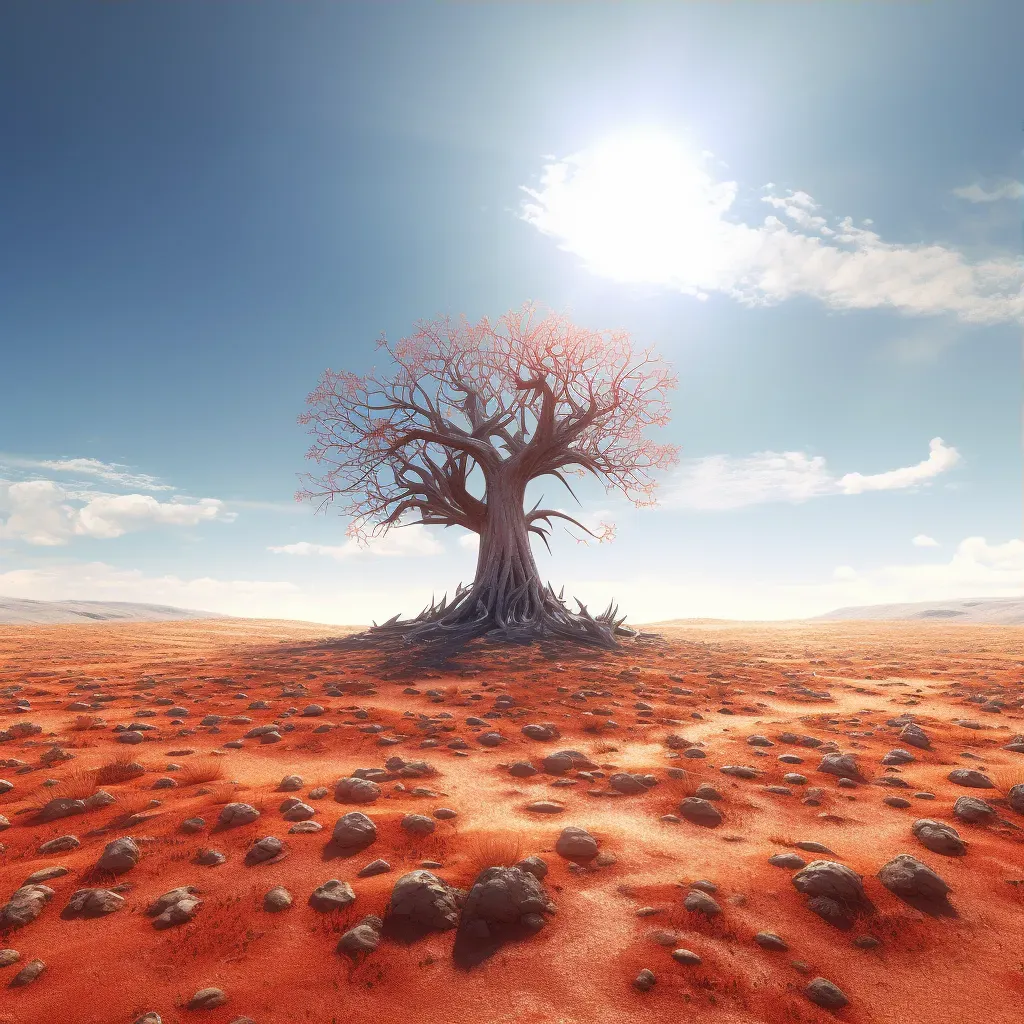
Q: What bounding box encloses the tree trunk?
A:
[468,471,545,625]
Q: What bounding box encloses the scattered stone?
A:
[264,885,293,911]
[386,870,462,932]
[912,819,966,856]
[755,931,788,950]
[671,949,702,965]
[678,797,722,827]
[953,796,997,824]
[805,977,848,1010]
[333,811,377,850]
[769,853,807,869]
[96,836,140,874]
[245,836,285,865]
[10,958,45,987]
[148,887,202,928]
[633,968,656,992]
[188,987,227,1010]
[310,879,356,911]
[401,813,436,836]
[218,803,260,827]
[555,826,598,859]
[63,887,125,918]
[683,890,721,916]
[335,777,381,804]
[878,854,950,902]
[947,769,994,789]
[338,914,383,960]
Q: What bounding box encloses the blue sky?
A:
[1,1,1021,623]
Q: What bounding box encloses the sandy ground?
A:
[0,617,1022,1024]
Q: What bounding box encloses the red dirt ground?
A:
[1,617,1022,1024]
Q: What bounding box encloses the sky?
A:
[1,0,1022,624]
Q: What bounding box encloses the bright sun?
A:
[526,129,736,287]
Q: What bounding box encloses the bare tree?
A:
[298,304,678,650]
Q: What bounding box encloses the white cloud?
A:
[952,180,1024,203]
[458,533,480,550]
[665,438,959,510]
[0,455,173,491]
[522,135,1024,324]
[269,524,443,559]
[912,534,939,547]
[837,437,960,494]
[0,479,234,546]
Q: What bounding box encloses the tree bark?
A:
[468,470,545,625]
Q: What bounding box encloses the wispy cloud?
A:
[269,524,443,559]
[665,437,960,510]
[912,534,939,547]
[952,179,1024,203]
[522,135,1024,324]
[0,455,173,491]
[0,480,235,546]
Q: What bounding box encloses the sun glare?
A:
[526,130,737,288]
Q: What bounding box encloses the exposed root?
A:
[359,582,637,656]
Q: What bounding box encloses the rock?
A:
[458,865,554,938]
[477,732,503,747]
[526,800,565,814]
[333,811,377,850]
[522,724,558,740]
[62,888,125,918]
[195,848,226,867]
[148,887,202,929]
[508,761,538,778]
[0,949,20,968]
[10,958,45,987]
[878,854,950,902]
[37,797,86,823]
[719,765,759,779]
[338,914,383,959]
[683,890,721,916]
[670,949,702,965]
[218,802,260,827]
[679,797,723,827]
[947,769,994,789]
[899,723,931,749]
[133,1013,162,1024]
[38,834,80,854]
[282,801,316,822]
[693,783,722,800]
[541,753,574,774]
[188,987,227,1010]
[791,860,865,904]
[608,772,648,794]
[754,931,788,950]
[769,853,807,869]
[401,813,436,836]
[288,820,322,834]
[953,796,997,824]
[310,879,356,911]
[0,885,54,928]
[279,774,303,791]
[1006,784,1024,814]
[335,777,381,804]
[181,817,206,834]
[245,836,285,865]
[881,749,915,765]
[24,866,68,884]
[264,885,293,911]
[911,818,966,856]
[633,968,656,992]
[358,859,392,878]
[96,836,140,874]
[516,855,548,879]
[555,826,599,859]
[805,977,848,1010]
[386,870,462,932]
[818,752,860,779]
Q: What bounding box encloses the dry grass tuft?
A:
[96,756,145,785]
[992,767,1024,794]
[30,767,98,807]
[178,760,226,786]
[206,781,240,804]
[464,831,525,876]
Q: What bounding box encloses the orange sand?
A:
[0,618,1022,1024]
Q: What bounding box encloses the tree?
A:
[298,304,678,650]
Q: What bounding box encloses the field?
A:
[1,617,1022,1024]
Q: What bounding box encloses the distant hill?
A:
[814,596,1024,625]
[0,597,226,625]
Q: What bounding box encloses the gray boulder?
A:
[0,885,54,928]
[912,819,966,856]
[791,860,865,904]
[386,870,462,932]
[333,811,377,850]
[310,879,356,912]
[554,825,598,859]
[878,853,950,902]
[62,888,125,918]
[338,914,383,960]
[97,836,140,874]
[334,776,381,804]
